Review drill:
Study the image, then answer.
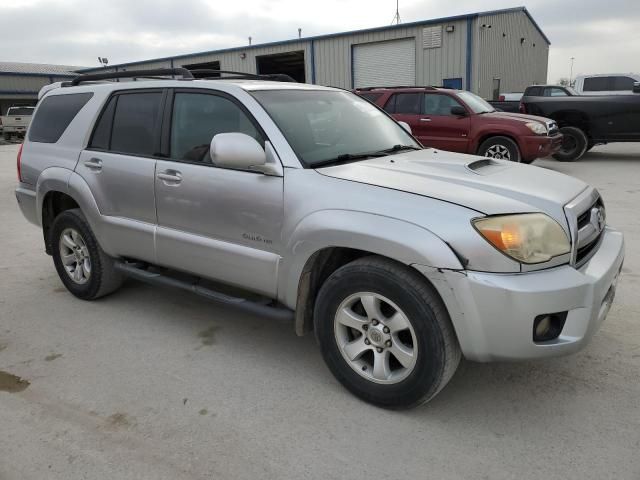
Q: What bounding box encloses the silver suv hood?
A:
[317,149,588,220]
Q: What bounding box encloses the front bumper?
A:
[520,133,563,161]
[419,227,624,361]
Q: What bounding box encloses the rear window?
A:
[384,93,421,114]
[28,93,93,143]
[7,107,35,116]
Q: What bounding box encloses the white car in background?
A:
[573,74,640,96]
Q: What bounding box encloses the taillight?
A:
[17,143,23,182]
[499,95,505,101]
[519,102,526,114]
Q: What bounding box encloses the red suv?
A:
[355,86,562,164]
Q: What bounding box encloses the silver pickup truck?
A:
[15,69,624,408]
[2,106,35,140]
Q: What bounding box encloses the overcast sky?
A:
[1,0,638,82]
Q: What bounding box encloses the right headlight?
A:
[473,213,570,264]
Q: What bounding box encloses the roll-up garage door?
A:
[353,38,416,88]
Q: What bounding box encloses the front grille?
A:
[576,227,604,265]
[565,189,605,268]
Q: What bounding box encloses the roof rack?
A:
[189,69,297,82]
[68,68,194,86]
[66,68,297,87]
[355,85,439,91]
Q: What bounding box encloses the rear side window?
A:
[583,77,609,92]
[109,92,163,156]
[545,87,568,97]
[611,76,635,91]
[90,96,116,150]
[28,93,93,143]
[525,86,543,96]
[384,93,421,114]
[357,92,382,103]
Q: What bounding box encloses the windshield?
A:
[456,91,495,114]
[251,90,420,167]
[6,107,35,116]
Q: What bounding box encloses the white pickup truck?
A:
[2,106,35,140]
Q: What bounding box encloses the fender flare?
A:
[278,209,464,309]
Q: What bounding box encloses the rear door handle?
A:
[84,158,103,171]
[157,170,182,184]
[420,118,432,122]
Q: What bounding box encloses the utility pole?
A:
[569,57,575,86]
[391,0,401,25]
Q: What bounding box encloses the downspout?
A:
[310,39,316,84]
[466,17,473,91]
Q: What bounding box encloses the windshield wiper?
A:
[378,144,422,153]
[312,151,390,168]
[312,145,421,168]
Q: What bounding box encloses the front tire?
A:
[51,209,123,300]
[314,256,460,409]
[552,126,588,162]
[477,136,521,162]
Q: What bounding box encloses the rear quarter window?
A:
[28,93,93,143]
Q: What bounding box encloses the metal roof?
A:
[0,61,83,76]
[78,6,550,73]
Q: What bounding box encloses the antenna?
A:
[298,28,302,38]
[391,0,401,25]
[248,36,252,45]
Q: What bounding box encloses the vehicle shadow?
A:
[108,278,606,421]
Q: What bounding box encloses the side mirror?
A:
[210,132,267,172]
[634,82,640,94]
[398,121,412,134]
[451,106,467,116]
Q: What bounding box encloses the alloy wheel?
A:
[59,228,91,284]
[334,292,418,384]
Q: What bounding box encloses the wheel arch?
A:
[474,131,521,155]
[37,169,108,255]
[279,210,464,336]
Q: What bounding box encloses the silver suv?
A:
[15,69,624,409]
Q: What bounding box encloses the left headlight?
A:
[473,213,570,264]
[525,122,547,135]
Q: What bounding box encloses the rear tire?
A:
[51,208,123,300]
[477,136,521,162]
[552,127,588,162]
[314,256,460,409]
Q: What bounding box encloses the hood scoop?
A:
[466,158,510,175]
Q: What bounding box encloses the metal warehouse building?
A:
[78,6,549,99]
[0,62,80,115]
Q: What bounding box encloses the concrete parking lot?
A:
[1,143,639,480]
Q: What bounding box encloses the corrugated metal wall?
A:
[76,10,549,98]
[473,10,549,99]
[0,74,73,93]
[313,20,467,89]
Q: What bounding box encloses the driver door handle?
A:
[420,118,432,122]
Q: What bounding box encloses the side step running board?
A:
[114,262,294,321]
